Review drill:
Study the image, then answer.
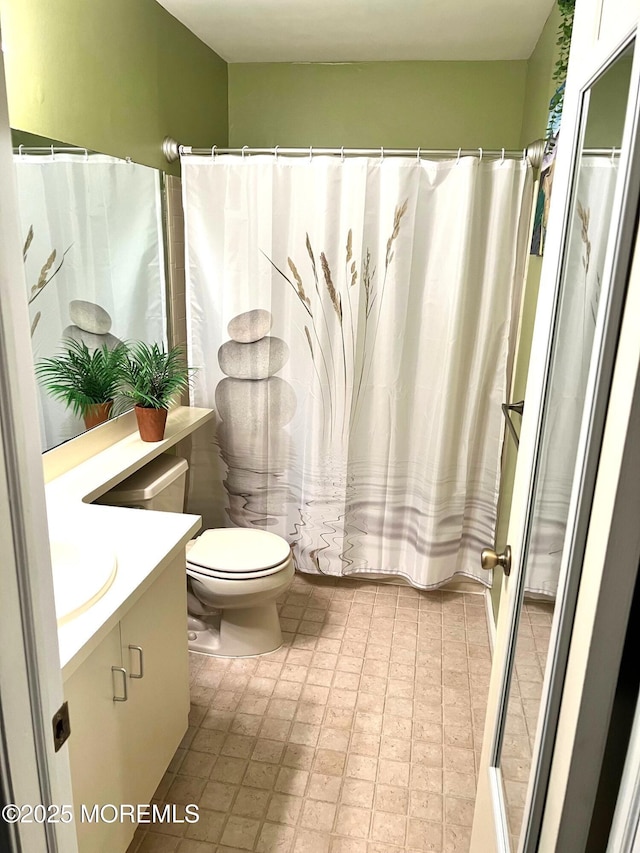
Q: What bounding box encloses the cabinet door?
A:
[119,554,190,807]
[64,622,132,853]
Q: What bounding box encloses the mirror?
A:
[12,130,168,452]
[494,42,634,849]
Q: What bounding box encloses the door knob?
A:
[481,544,512,576]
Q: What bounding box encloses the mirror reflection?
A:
[13,131,168,451]
[496,43,634,849]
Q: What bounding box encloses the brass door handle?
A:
[481,544,512,576]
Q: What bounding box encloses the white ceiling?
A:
[158,0,555,62]
[156,0,556,63]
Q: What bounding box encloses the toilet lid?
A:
[186,528,292,579]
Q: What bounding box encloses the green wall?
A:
[228,61,528,149]
[0,0,228,173]
[492,4,561,617]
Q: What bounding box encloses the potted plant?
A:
[35,338,128,429]
[117,341,192,442]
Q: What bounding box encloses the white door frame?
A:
[471,0,640,847]
[0,36,78,853]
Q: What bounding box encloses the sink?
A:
[51,541,117,626]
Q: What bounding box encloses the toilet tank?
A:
[95,454,188,512]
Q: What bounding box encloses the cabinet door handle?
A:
[128,645,144,679]
[111,666,128,702]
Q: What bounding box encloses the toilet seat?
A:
[186,528,292,581]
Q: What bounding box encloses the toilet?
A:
[96,454,294,657]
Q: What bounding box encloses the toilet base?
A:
[187,603,283,657]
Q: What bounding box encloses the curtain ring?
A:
[309,146,313,162]
[416,147,421,163]
[274,145,279,161]
[84,148,89,162]
[522,147,527,162]
[456,148,461,165]
[340,146,345,162]
[611,146,617,162]
[380,147,384,163]
[51,144,55,159]
[478,147,483,161]
[242,145,248,159]
[18,144,24,158]
[500,148,505,164]
[211,145,217,160]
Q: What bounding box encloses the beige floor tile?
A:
[210,756,247,785]
[266,793,303,825]
[166,775,207,806]
[293,827,331,853]
[183,808,226,842]
[318,726,351,751]
[159,581,491,853]
[219,815,260,850]
[380,736,411,762]
[275,767,310,796]
[139,833,180,852]
[375,784,409,814]
[407,817,444,851]
[282,744,315,770]
[307,772,343,803]
[230,786,270,819]
[350,732,381,757]
[341,778,375,809]
[370,810,407,845]
[314,749,347,776]
[251,738,285,765]
[346,754,378,781]
[334,805,372,838]
[443,823,472,852]
[199,780,237,812]
[329,837,368,853]
[444,795,474,827]
[255,821,296,853]
[300,798,338,831]
[377,758,410,787]
[178,751,216,779]
[242,760,280,790]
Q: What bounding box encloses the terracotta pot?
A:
[134,405,168,442]
[83,400,113,429]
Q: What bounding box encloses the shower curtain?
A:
[183,154,532,588]
[15,154,167,450]
[526,155,620,596]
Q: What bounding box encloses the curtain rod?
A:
[162,136,548,170]
[13,146,90,155]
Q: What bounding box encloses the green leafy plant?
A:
[117,341,192,409]
[547,0,576,137]
[35,338,128,418]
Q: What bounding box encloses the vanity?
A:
[46,405,213,853]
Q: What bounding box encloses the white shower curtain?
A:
[526,156,620,596]
[15,154,167,450]
[183,154,532,588]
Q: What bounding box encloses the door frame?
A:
[0,34,78,853]
[472,3,640,849]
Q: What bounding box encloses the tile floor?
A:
[127,572,492,853]
[502,599,554,848]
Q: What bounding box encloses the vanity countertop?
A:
[46,406,214,679]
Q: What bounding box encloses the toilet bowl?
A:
[95,454,294,656]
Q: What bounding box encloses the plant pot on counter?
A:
[83,400,114,429]
[134,405,168,442]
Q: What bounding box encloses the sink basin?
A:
[51,541,117,626]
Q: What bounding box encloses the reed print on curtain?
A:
[183,155,532,589]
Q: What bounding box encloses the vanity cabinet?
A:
[64,552,189,853]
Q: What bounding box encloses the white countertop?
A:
[46,406,214,679]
